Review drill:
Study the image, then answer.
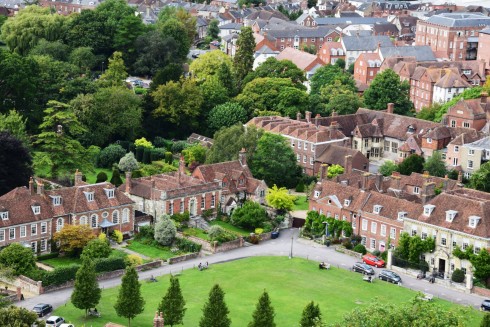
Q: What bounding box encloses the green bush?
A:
[262,222,273,233]
[171,141,189,154]
[136,225,155,240]
[342,240,353,250]
[208,226,237,244]
[96,171,108,183]
[36,252,59,261]
[135,146,144,162]
[94,257,126,272]
[372,250,381,257]
[380,251,388,261]
[295,181,305,192]
[451,269,465,283]
[97,144,126,168]
[171,212,190,223]
[151,148,167,161]
[110,169,123,187]
[153,137,173,150]
[165,152,173,164]
[143,148,152,164]
[353,244,367,255]
[41,265,79,286]
[231,201,268,230]
[0,243,37,275]
[174,237,202,253]
[81,239,112,260]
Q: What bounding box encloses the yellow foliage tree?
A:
[265,184,296,212]
[53,225,96,255]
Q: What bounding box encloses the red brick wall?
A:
[477,33,490,63]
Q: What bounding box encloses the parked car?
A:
[46,316,65,327]
[481,299,490,311]
[362,254,385,268]
[352,262,375,275]
[32,303,53,317]
[378,270,402,284]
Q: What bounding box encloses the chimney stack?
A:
[315,114,321,127]
[29,177,35,195]
[375,173,383,193]
[305,111,312,123]
[361,172,370,191]
[296,112,302,121]
[125,171,132,194]
[74,169,83,186]
[344,155,352,174]
[331,111,338,117]
[36,181,44,195]
[481,92,488,104]
[421,182,436,204]
[319,164,328,181]
[153,311,164,327]
[387,103,394,114]
[391,171,401,190]
[457,170,463,185]
[239,148,247,167]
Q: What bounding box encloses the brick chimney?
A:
[319,164,328,181]
[305,111,312,123]
[375,173,383,193]
[296,112,302,121]
[29,177,35,195]
[36,181,44,195]
[315,114,321,127]
[457,170,463,185]
[125,171,132,194]
[344,155,352,174]
[421,182,435,204]
[387,103,394,114]
[361,172,370,191]
[239,148,247,167]
[391,171,401,190]
[74,169,83,186]
[178,156,185,185]
[153,311,164,327]
[331,111,338,117]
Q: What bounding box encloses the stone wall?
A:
[13,275,43,295]
[260,231,273,241]
[168,252,199,264]
[473,286,490,297]
[335,246,362,259]
[214,237,243,253]
[177,233,244,253]
[177,233,213,252]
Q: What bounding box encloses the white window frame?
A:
[0,229,4,242]
[122,209,130,223]
[41,222,47,234]
[31,224,37,236]
[20,225,26,238]
[90,215,97,228]
[361,219,368,231]
[380,224,386,237]
[41,239,47,252]
[371,222,377,234]
[112,210,119,224]
[0,212,7,220]
[390,227,396,239]
[9,228,15,240]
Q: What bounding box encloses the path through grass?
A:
[54,256,482,326]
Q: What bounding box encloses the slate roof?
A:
[315,17,387,26]
[373,23,399,34]
[220,22,243,29]
[465,136,490,150]
[265,27,337,38]
[379,45,436,62]
[425,13,490,27]
[480,28,490,35]
[341,35,392,51]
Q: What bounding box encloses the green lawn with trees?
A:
[53,256,481,326]
[125,241,178,260]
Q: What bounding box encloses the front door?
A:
[438,258,446,278]
[189,199,196,217]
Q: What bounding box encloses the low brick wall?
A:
[177,233,244,253]
[473,286,490,297]
[390,265,420,278]
[168,252,199,264]
[15,275,43,295]
[335,246,362,259]
[214,238,243,253]
[260,232,273,241]
[177,233,213,252]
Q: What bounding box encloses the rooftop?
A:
[425,12,490,27]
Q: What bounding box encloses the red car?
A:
[362,254,385,268]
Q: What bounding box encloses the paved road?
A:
[18,228,486,312]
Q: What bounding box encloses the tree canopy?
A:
[71,259,101,318]
[114,266,145,327]
[199,284,231,327]
[397,154,425,176]
[158,276,186,327]
[470,161,490,192]
[207,102,248,135]
[266,185,296,212]
[423,151,447,177]
[233,27,255,89]
[243,57,306,88]
[189,50,233,80]
[0,131,32,196]
[310,64,356,96]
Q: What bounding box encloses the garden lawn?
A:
[209,220,251,236]
[182,227,210,240]
[293,195,309,210]
[34,165,120,185]
[40,249,127,268]
[54,256,482,327]
[125,241,176,260]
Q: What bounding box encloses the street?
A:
[17,228,486,312]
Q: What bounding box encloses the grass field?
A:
[125,241,176,260]
[293,195,309,210]
[209,220,251,236]
[53,256,482,327]
[182,227,210,240]
[40,250,127,268]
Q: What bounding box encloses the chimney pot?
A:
[29,177,35,195]
[305,111,312,123]
[239,148,247,167]
[344,155,352,174]
[125,171,132,194]
[296,112,302,121]
[36,182,44,195]
[74,169,83,186]
[320,164,328,181]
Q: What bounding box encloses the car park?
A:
[378,270,402,284]
[481,299,490,311]
[46,316,65,327]
[362,254,385,268]
[352,262,375,275]
[32,303,53,317]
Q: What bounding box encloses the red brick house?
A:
[317,41,344,65]
[443,93,490,131]
[353,52,382,86]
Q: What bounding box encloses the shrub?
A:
[451,269,465,283]
[153,137,173,150]
[171,141,189,154]
[295,181,305,192]
[150,148,167,161]
[155,216,177,246]
[231,201,267,230]
[380,251,388,261]
[94,256,126,272]
[98,233,107,242]
[246,234,259,244]
[372,250,381,257]
[135,146,144,161]
[111,230,123,244]
[136,225,155,240]
[96,172,108,183]
[125,254,143,267]
[171,212,190,223]
[353,244,367,255]
[97,144,126,168]
[118,152,139,172]
[40,265,79,286]
[0,243,36,275]
[132,170,143,178]
[110,169,123,187]
[255,228,264,235]
[134,137,153,149]
[174,237,202,253]
[208,226,237,244]
[36,252,60,261]
[202,209,214,220]
[81,238,112,260]
[143,147,152,164]
[342,240,353,250]
[262,222,273,233]
[165,152,173,164]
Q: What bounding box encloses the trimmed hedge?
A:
[174,238,202,253]
[36,252,60,261]
[353,244,367,255]
[94,256,126,272]
[451,269,465,283]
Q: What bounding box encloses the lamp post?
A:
[289,234,293,259]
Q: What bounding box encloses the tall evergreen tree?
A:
[199,284,231,327]
[71,259,101,318]
[0,131,32,196]
[114,266,145,327]
[158,276,186,327]
[217,62,236,97]
[300,301,322,327]
[248,290,276,327]
[233,27,255,90]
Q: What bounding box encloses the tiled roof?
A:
[379,45,436,62]
[426,13,490,27]
[434,70,471,88]
[0,187,54,227]
[341,35,393,51]
[315,144,367,166]
[315,17,387,25]
[276,47,323,71]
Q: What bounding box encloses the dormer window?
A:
[398,212,407,220]
[407,125,415,133]
[104,188,115,199]
[314,190,320,198]
[469,215,481,228]
[50,195,62,206]
[373,205,383,214]
[84,191,95,202]
[239,178,245,186]
[0,212,8,220]
[445,210,458,222]
[344,199,351,206]
[32,206,41,215]
[423,204,435,216]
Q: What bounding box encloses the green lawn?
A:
[182,227,210,240]
[40,249,127,268]
[293,195,309,210]
[209,220,251,236]
[125,241,176,260]
[54,256,482,327]
[34,164,121,185]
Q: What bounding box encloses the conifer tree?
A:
[114,266,145,327]
[299,301,322,327]
[248,290,276,327]
[158,276,186,327]
[71,259,101,318]
[199,284,231,327]
[233,27,255,90]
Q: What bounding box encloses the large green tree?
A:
[243,57,306,88]
[300,301,323,327]
[397,154,425,176]
[471,249,490,287]
[207,102,248,135]
[363,69,413,115]
[158,276,186,327]
[206,124,263,164]
[98,51,128,87]
[250,133,301,188]
[189,50,233,80]
[0,131,32,196]
[133,30,180,77]
[248,290,276,327]
[114,266,145,327]
[157,17,192,62]
[231,201,268,230]
[310,64,356,96]
[29,39,70,61]
[71,259,101,318]
[470,161,490,192]
[0,306,46,327]
[34,101,94,178]
[233,27,255,90]
[423,151,447,177]
[0,243,36,275]
[199,284,231,327]
[320,80,362,115]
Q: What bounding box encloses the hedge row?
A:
[175,237,202,253]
